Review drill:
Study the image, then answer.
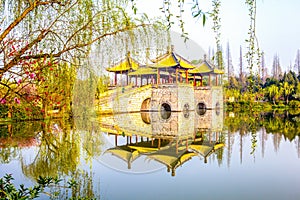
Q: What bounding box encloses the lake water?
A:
[0,109,300,200]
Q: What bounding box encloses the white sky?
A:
[135,0,300,75]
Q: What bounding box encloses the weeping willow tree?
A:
[245,0,261,92]
[0,0,170,120]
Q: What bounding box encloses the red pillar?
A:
[180,72,182,83]
[135,76,137,86]
[200,75,203,86]
[126,73,129,86]
[114,73,117,85]
[157,69,160,85]
[185,70,188,83]
[175,68,178,83]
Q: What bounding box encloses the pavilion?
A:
[148,50,197,84]
[106,52,140,86]
[106,48,200,87]
[188,57,224,87]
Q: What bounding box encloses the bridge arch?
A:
[141,98,151,111]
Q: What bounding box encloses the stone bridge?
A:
[97,83,223,115]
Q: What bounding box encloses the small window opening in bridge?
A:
[183,103,190,118]
[196,102,206,115]
[215,102,220,116]
[160,103,171,119]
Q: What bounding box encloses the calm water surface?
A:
[0,110,300,200]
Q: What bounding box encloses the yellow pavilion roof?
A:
[128,145,159,154]
[213,68,224,74]
[105,146,140,162]
[150,53,178,68]
[150,52,196,69]
[147,149,196,169]
[189,61,224,75]
[106,57,140,72]
[175,54,197,69]
[189,142,225,157]
[189,144,213,157]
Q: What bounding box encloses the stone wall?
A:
[150,111,194,138]
[150,85,179,111]
[177,84,195,111]
[113,113,152,136]
[111,85,152,113]
[194,86,223,109]
[211,86,224,109]
[194,109,223,132]
[98,84,223,113]
[194,86,211,109]
[150,84,194,112]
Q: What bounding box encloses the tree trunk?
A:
[8,106,12,119]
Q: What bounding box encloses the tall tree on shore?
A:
[280,81,294,104]
[226,41,234,82]
[272,54,282,80]
[261,51,266,84]
[239,46,243,81]
[294,49,300,74]
[239,45,247,91]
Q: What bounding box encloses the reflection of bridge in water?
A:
[98,108,225,176]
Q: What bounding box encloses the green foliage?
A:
[210,0,223,69]
[95,75,110,99]
[288,100,300,108]
[0,119,102,198]
[1,0,169,121]
[0,105,9,119]
[0,174,96,200]
[0,174,43,199]
[226,69,300,109]
[36,61,76,118]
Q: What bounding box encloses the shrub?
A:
[288,100,300,108]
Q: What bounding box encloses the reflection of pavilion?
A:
[100,109,224,176]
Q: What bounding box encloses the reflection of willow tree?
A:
[74,116,104,163]
[51,170,98,200]
[0,121,41,163]
[18,118,102,199]
[225,112,262,160]
[0,147,18,164]
[21,120,79,178]
[72,70,104,162]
